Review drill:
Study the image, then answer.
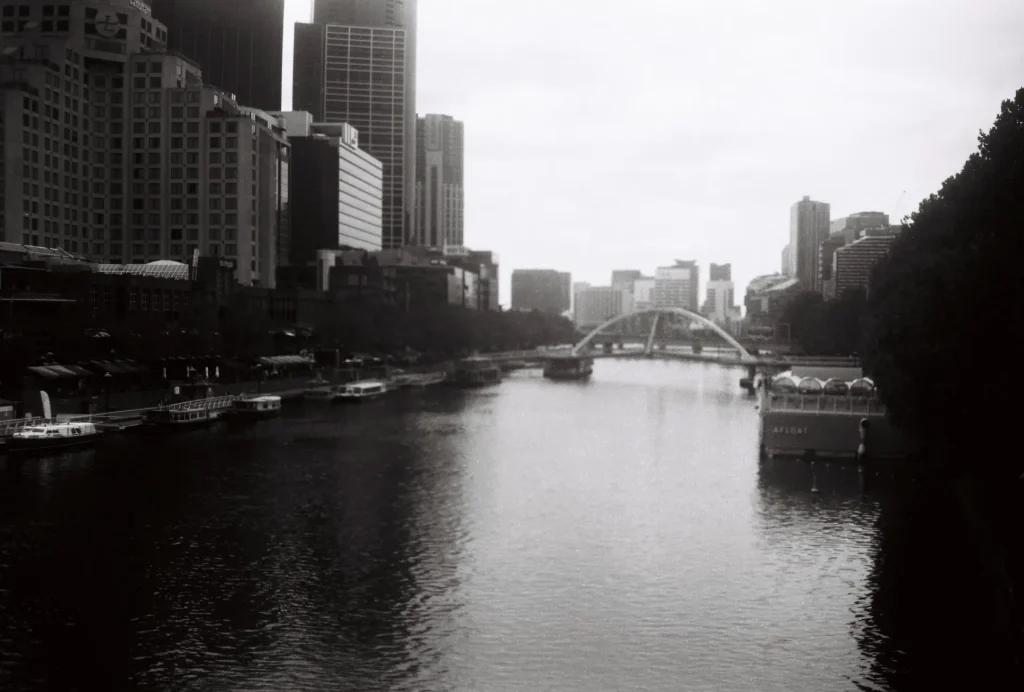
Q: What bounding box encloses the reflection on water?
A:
[0,360,1012,690]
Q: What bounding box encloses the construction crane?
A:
[890,190,907,223]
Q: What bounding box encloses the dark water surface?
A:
[0,360,1009,690]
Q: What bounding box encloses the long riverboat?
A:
[337,380,388,402]
[5,421,103,456]
[230,395,282,419]
[757,366,916,461]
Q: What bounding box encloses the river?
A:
[0,360,1009,690]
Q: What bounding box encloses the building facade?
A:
[148,0,285,112]
[414,113,463,249]
[510,269,571,315]
[789,195,830,291]
[781,244,791,277]
[833,230,900,297]
[703,264,735,325]
[653,260,699,312]
[744,273,801,330]
[0,2,289,287]
[294,0,416,250]
[284,120,383,264]
[610,269,641,289]
[574,285,625,329]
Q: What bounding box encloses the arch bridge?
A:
[572,307,756,363]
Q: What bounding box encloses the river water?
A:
[0,360,1010,691]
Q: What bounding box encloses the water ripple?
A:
[0,362,1002,690]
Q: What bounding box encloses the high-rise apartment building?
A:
[274,114,383,264]
[510,269,571,315]
[653,260,700,312]
[415,114,463,249]
[789,195,830,291]
[148,0,285,111]
[833,229,901,297]
[0,1,288,287]
[820,212,891,298]
[294,0,417,250]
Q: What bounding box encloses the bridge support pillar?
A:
[644,313,661,357]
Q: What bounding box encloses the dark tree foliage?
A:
[780,288,867,356]
[864,89,1024,478]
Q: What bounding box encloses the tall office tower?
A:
[789,196,830,291]
[148,0,285,111]
[415,114,464,249]
[295,0,417,250]
[704,263,735,324]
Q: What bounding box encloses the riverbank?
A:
[949,472,1023,677]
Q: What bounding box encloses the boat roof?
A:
[789,366,863,381]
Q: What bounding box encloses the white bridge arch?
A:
[572,307,754,361]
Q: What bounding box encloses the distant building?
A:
[294,0,417,249]
[632,277,656,311]
[574,286,626,329]
[274,117,384,264]
[149,0,285,111]
[653,260,699,312]
[744,274,802,331]
[415,114,464,249]
[572,281,591,319]
[789,196,830,291]
[833,230,901,297]
[830,212,889,243]
[781,244,792,277]
[510,269,571,315]
[610,270,642,289]
[708,263,731,281]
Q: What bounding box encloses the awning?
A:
[46,364,81,378]
[27,365,62,379]
[62,364,96,377]
[257,355,314,367]
[91,361,132,375]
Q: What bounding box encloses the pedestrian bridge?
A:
[475,307,859,375]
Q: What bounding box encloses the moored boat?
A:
[5,421,102,455]
[230,394,282,418]
[543,355,594,381]
[450,359,503,387]
[142,405,225,431]
[337,380,388,402]
[758,367,916,460]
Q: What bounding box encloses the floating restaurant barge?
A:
[758,365,916,461]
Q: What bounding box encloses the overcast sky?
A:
[282,0,1024,302]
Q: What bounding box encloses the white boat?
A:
[231,395,282,418]
[337,380,388,402]
[6,421,102,455]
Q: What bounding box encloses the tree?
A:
[864,89,1024,479]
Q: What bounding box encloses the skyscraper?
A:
[789,196,831,291]
[148,0,285,111]
[415,114,464,249]
[294,0,417,250]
